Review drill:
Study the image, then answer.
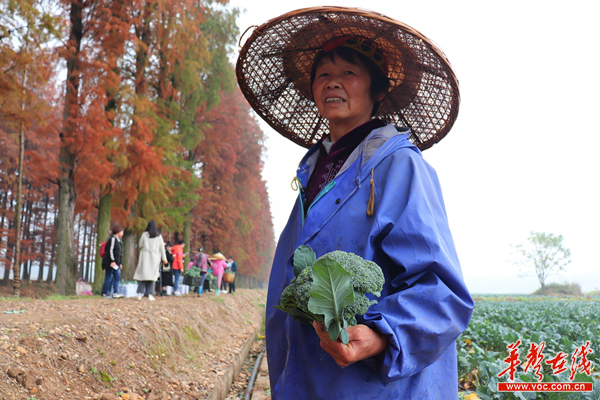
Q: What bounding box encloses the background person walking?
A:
[160,241,174,295]
[170,239,186,295]
[209,253,227,295]
[227,256,238,294]
[101,223,125,299]
[133,220,167,301]
[192,248,210,294]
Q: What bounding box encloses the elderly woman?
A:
[236,7,473,399]
[209,252,227,295]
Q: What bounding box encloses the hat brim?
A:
[236,6,460,150]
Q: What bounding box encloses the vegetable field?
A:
[457,297,600,399]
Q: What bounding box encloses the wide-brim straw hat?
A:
[209,252,226,260]
[236,6,460,151]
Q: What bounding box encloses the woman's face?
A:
[116,230,124,238]
[312,54,383,139]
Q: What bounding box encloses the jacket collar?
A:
[297,124,416,186]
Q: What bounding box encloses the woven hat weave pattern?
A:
[209,253,226,260]
[236,6,460,150]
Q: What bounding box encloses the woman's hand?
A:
[313,321,388,368]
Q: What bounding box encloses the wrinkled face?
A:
[311,54,378,133]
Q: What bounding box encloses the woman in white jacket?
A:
[133,220,167,301]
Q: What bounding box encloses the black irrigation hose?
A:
[245,346,266,400]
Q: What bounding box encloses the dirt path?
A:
[0,289,267,400]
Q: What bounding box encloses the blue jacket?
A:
[266,124,474,399]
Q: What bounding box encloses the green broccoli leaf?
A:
[308,259,354,344]
[293,245,316,277]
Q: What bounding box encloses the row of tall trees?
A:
[0,0,275,295]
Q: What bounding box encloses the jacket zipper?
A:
[293,174,337,227]
[306,180,336,219]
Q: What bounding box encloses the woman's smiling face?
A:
[312,54,381,141]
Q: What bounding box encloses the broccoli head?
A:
[317,250,384,297]
[275,246,385,344]
[294,266,313,315]
[278,277,298,310]
[274,269,322,326]
[342,292,376,326]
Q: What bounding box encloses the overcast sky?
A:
[228,0,600,294]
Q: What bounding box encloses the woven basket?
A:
[236,6,459,150]
[224,272,235,284]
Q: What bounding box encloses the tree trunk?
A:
[55,161,77,294]
[21,199,34,281]
[0,191,7,285]
[11,57,31,296]
[38,194,50,282]
[75,215,84,276]
[25,260,32,281]
[122,229,136,281]
[56,0,84,295]
[84,221,94,282]
[12,120,24,297]
[82,219,90,280]
[0,190,7,253]
[94,192,111,292]
[183,214,191,266]
[3,197,15,287]
[12,188,22,294]
[47,237,56,284]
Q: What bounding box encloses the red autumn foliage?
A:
[0,1,275,290]
[192,88,275,279]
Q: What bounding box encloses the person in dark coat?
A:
[227,257,238,294]
[160,241,175,295]
[101,223,125,298]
